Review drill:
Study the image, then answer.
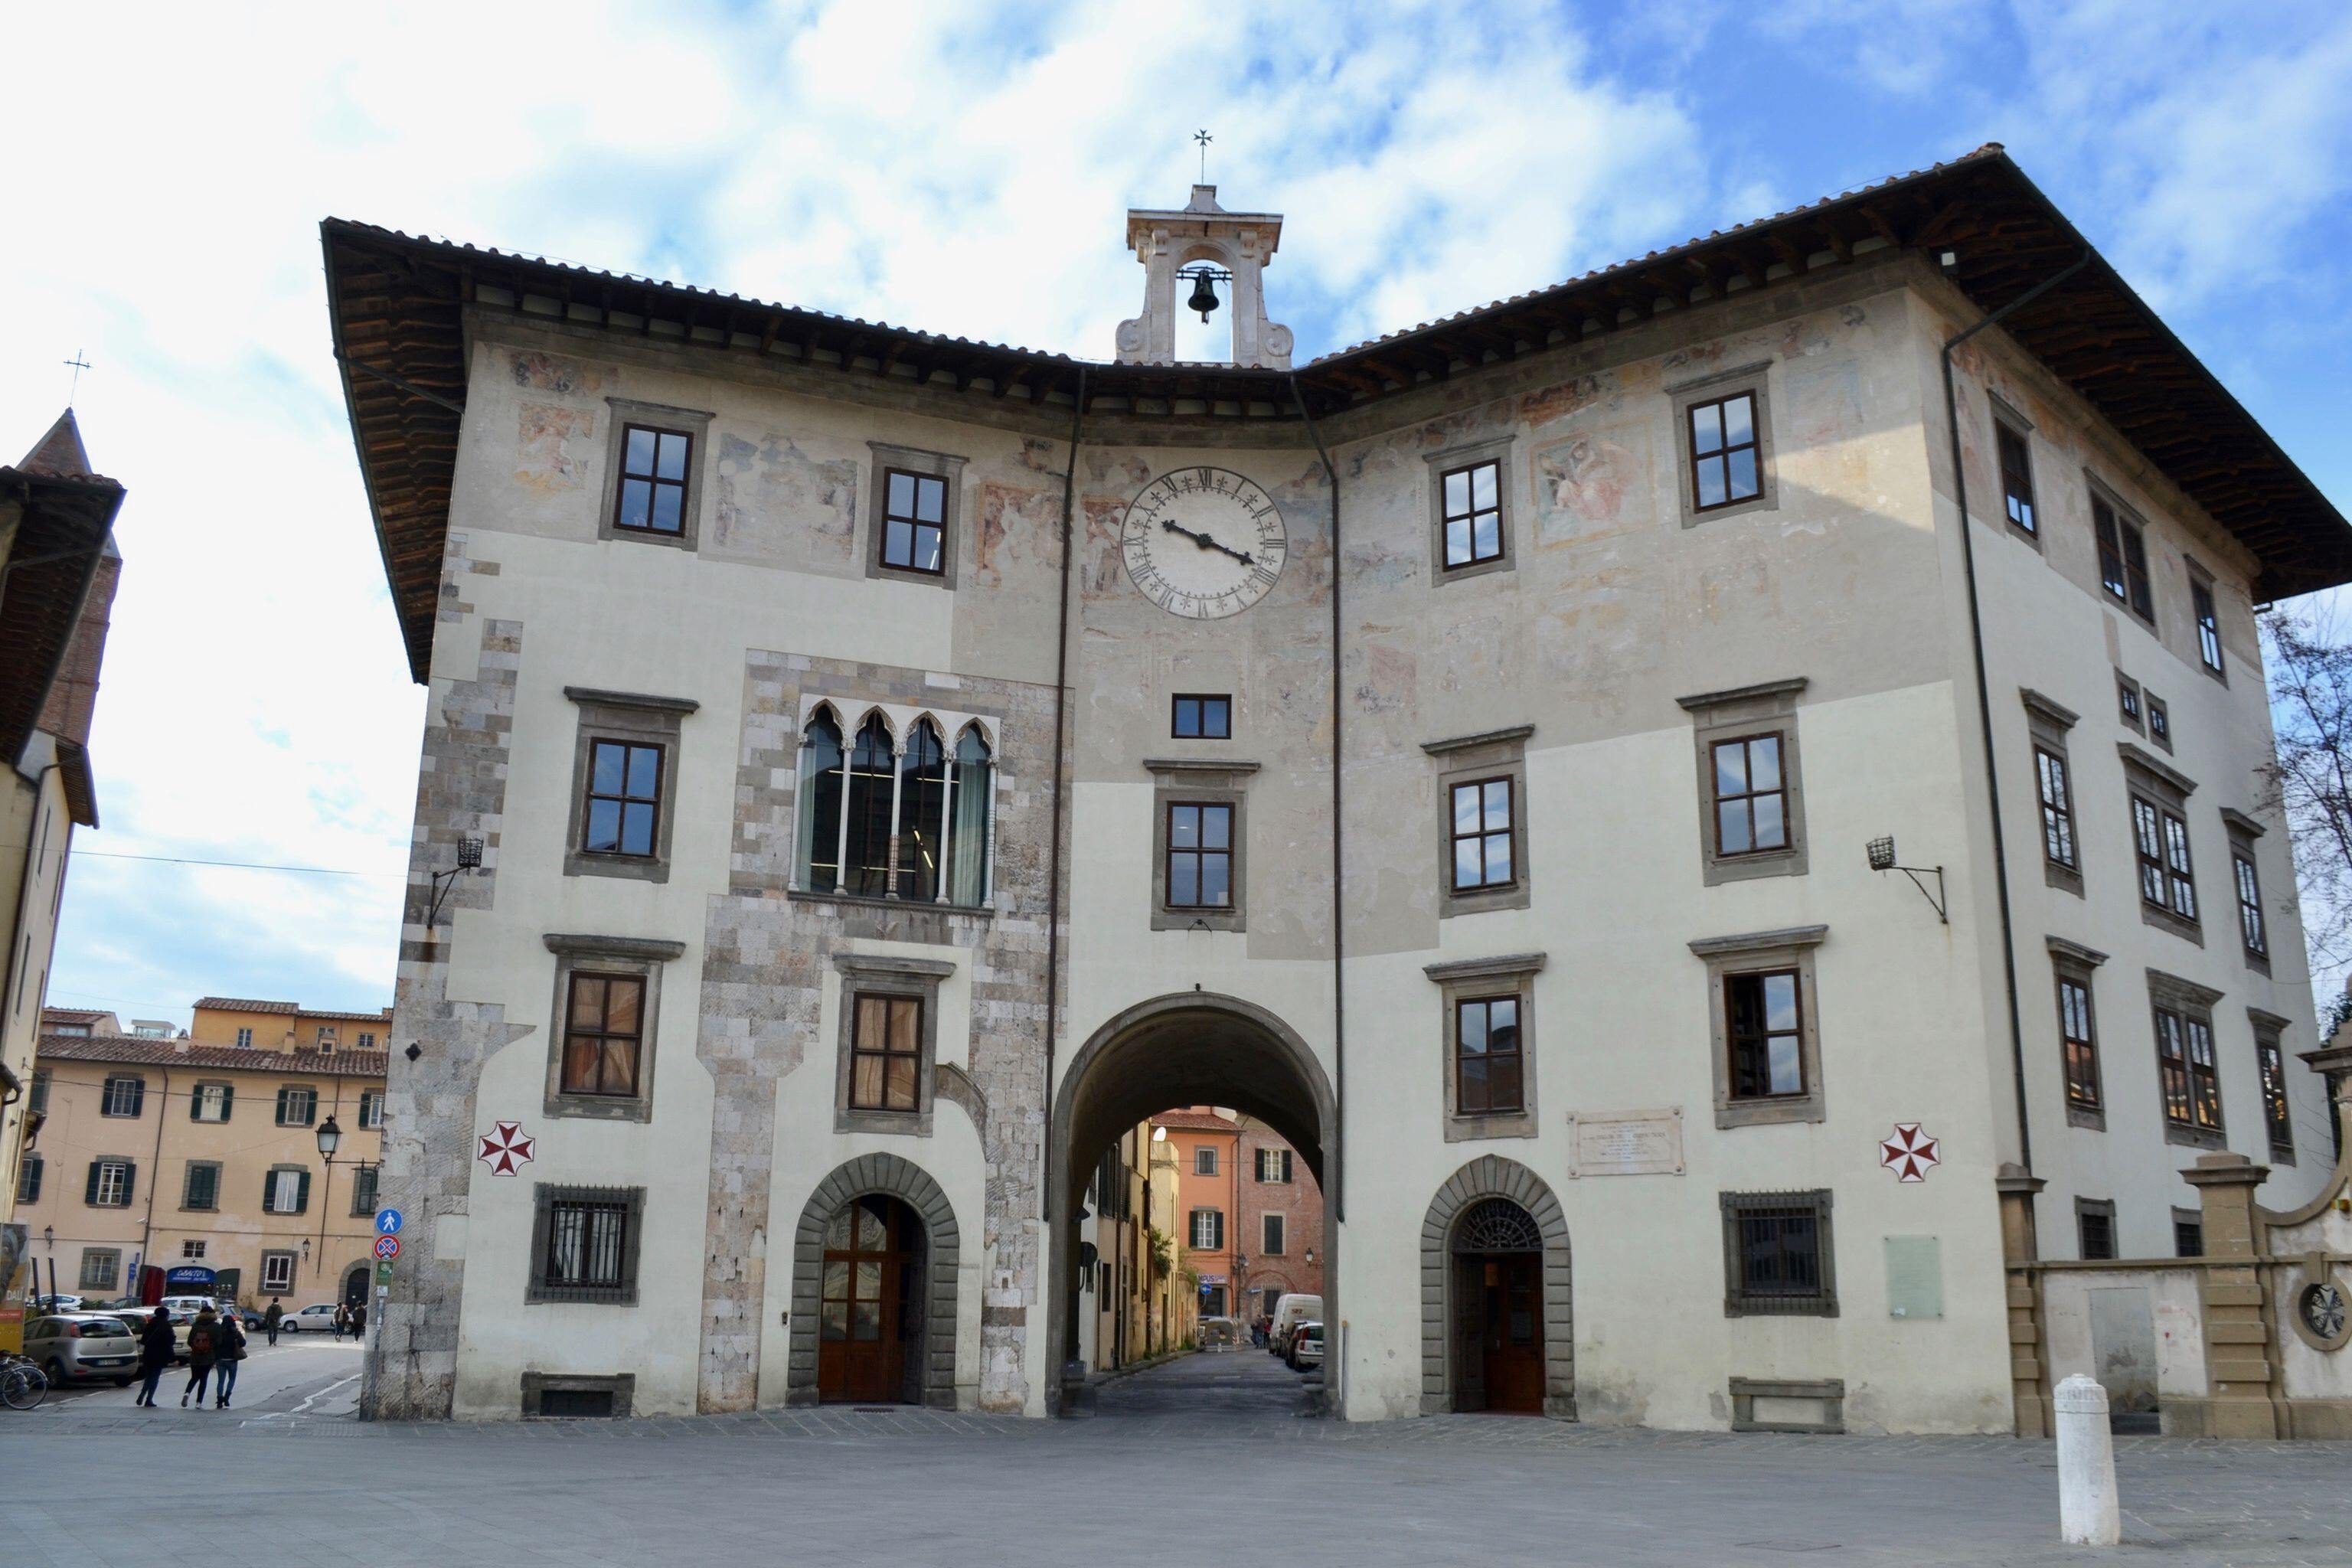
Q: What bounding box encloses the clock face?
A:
[1120,467,1287,620]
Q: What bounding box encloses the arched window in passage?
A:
[796,707,993,906]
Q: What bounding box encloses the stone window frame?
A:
[2115,671,2144,733]
[2075,1197,2118,1260]
[1423,434,1517,583]
[1423,951,1545,1143]
[597,397,714,554]
[1671,360,1779,527]
[260,1162,312,1215]
[830,952,953,1137]
[2122,743,2201,946]
[2222,808,2270,975]
[2287,1261,2352,1354]
[1719,1188,1838,1318]
[2250,1008,2296,1166]
[1145,758,1256,933]
[521,1371,636,1419]
[2171,1208,2203,1258]
[2047,936,2110,1132]
[181,1158,223,1213]
[1423,725,1534,917]
[2088,475,2155,625]
[541,933,686,1122]
[788,697,1004,913]
[1991,392,2040,546]
[78,1247,122,1292]
[2147,968,2227,1151]
[2186,559,2228,685]
[524,1183,647,1306]
[1677,678,1808,886]
[562,687,698,885]
[865,441,969,590]
[1194,1145,1218,1177]
[2144,691,2173,754]
[2022,688,2082,897]
[1690,926,1828,1130]
[259,1250,297,1294]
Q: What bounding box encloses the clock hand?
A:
[1158,518,1255,567]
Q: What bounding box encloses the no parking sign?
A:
[374,1234,401,1261]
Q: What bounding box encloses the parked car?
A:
[230,1303,266,1330]
[1269,1293,1322,1359]
[27,1292,83,1315]
[280,1303,342,1333]
[22,1312,140,1387]
[1288,1321,1325,1372]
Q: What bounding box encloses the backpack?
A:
[188,1325,214,1356]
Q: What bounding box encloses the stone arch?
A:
[786,1152,961,1409]
[1420,1155,1574,1419]
[1047,991,1336,1410]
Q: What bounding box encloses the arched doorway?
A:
[1422,1155,1574,1418]
[1048,991,1336,1412]
[785,1153,961,1409]
[341,1263,370,1309]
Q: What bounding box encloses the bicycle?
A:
[0,1352,49,1412]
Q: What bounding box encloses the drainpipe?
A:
[1937,249,2091,1185]
[137,1065,170,1295]
[1286,376,1344,1224]
[1042,368,1086,1396]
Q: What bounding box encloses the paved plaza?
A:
[5,1348,2347,1566]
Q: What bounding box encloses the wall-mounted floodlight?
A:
[1866,835,1948,923]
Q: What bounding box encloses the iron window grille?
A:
[1720,1191,1836,1316]
[1455,995,1524,1115]
[2235,854,2268,960]
[2034,747,2076,869]
[1710,733,1789,856]
[1449,777,1515,891]
[276,1086,318,1127]
[582,739,663,858]
[879,468,949,573]
[2192,579,2225,675]
[1687,392,1762,511]
[2174,1217,2203,1257]
[100,1075,144,1118]
[613,423,692,536]
[2153,1005,2223,1134]
[2078,1202,2116,1260]
[1725,970,1805,1101]
[1439,459,1504,567]
[528,1185,644,1305]
[1996,420,2037,534]
[847,993,922,1112]
[1454,1197,1544,1254]
[561,972,645,1099]
[2057,977,2101,1111]
[2092,495,2153,619]
[1171,694,1232,740]
[1165,802,1233,909]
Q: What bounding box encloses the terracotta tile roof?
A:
[192,997,300,1014]
[40,1008,110,1024]
[38,1034,388,1080]
[1151,1109,1239,1133]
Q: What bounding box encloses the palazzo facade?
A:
[329,147,2352,1428]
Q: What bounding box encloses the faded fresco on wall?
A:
[1531,423,1654,547]
[514,403,594,492]
[976,481,1057,588]
[1784,357,1870,501]
[508,349,607,399]
[709,431,858,570]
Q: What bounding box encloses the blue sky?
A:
[2,0,2348,1024]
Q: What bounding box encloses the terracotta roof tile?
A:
[1151,1109,1239,1132]
[38,1034,388,1080]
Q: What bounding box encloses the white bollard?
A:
[2053,1373,2121,1547]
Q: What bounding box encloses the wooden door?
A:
[1478,1253,1544,1414]
[818,1196,919,1403]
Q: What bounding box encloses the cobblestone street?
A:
[8,1350,2348,1566]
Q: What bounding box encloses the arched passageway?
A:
[1047,992,1336,1412]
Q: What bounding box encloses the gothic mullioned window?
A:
[796,707,993,906]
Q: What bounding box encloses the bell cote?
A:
[1115,185,1294,370]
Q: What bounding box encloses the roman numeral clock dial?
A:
[1120,467,1287,620]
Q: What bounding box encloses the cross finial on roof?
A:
[1194,129,1212,184]
[63,350,90,406]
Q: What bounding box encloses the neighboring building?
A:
[1145,1129,1195,1354]
[0,411,122,1351]
[1076,1122,1149,1372]
[328,145,2352,1429]
[1155,1109,1240,1320]
[1233,1116,1323,1325]
[14,999,388,1311]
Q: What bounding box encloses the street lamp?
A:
[315,1116,342,1279]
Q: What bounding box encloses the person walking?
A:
[352,1301,367,1341]
[213,1310,247,1409]
[332,1302,349,1340]
[180,1306,219,1407]
[133,1306,174,1407]
[263,1298,283,1346]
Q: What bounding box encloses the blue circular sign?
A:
[375,1207,404,1236]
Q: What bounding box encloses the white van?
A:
[1269,1293,1322,1357]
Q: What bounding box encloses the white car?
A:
[280,1303,343,1333]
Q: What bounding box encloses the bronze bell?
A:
[1186,269,1220,322]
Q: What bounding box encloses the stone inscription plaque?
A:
[1566,1109,1684,1178]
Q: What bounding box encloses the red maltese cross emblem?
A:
[477,1120,536,1177]
[1879,1122,1940,1183]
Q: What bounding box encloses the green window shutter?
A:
[84,1160,101,1206]
[296,1168,311,1214]
[121,1161,136,1206]
[220,1083,234,1119]
[190,1087,203,1121]
[275,1086,289,1125]
[262,1170,276,1213]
